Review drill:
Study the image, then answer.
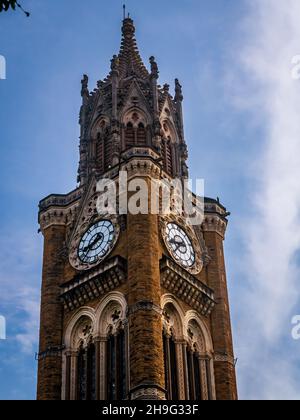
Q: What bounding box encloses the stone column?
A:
[182,342,190,400]
[37,224,66,400]
[203,212,238,400]
[70,351,78,400]
[64,352,72,400]
[98,336,107,400]
[198,353,209,401]
[174,341,185,400]
[127,205,165,400]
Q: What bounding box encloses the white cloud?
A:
[227,0,300,400]
[0,228,41,355]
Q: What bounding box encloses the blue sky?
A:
[1,0,300,400]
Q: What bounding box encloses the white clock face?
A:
[78,220,116,265]
[165,223,196,268]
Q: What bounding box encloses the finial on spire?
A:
[175,78,183,102]
[111,55,120,72]
[122,14,135,39]
[123,4,126,20]
[81,74,89,98]
[149,56,159,79]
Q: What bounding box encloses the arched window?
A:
[162,138,174,175]
[123,111,148,150]
[163,331,178,400]
[87,343,96,400]
[137,122,147,145]
[107,327,126,400]
[186,345,202,401]
[96,134,112,173]
[77,345,87,400]
[125,122,135,149]
[77,341,96,400]
[92,119,112,174]
[63,294,129,401]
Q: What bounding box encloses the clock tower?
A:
[37,16,238,401]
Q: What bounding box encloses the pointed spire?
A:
[107,16,149,81]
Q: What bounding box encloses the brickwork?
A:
[204,231,238,400]
[127,210,165,398]
[37,15,238,401]
[37,225,66,400]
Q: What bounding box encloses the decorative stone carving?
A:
[202,215,228,239]
[128,301,163,317]
[131,386,166,401]
[149,56,159,79]
[214,352,236,365]
[175,78,183,102]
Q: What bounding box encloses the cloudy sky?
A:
[1,0,300,400]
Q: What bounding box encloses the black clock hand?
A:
[83,233,103,253]
[169,238,187,252]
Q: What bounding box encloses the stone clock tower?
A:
[37,16,238,401]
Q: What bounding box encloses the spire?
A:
[107,16,150,81]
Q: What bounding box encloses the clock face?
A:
[78,220,116,265]
[165,223,196,268]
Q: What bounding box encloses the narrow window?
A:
[194,354,202,401]
[125,122,135,149]
[87,343,96,400]
[77,347,87,400]
[163,332,178,400]
[137,122,146,145]
[169,336,178,400]
[107,329,127,400]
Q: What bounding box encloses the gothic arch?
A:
[161,119,178,144]
[184,311,216,401]
[91,116,111,173]
[122,107,149,128]
[91,116,110,139]
[160,119,179,176]
[122,108,150,149]
[161,294,184,340]
[95,292,127,336]
[64,307,96,350]
[184,311,214,354]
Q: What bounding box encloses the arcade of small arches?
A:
[62,292,216,401]
[91,109,181,177]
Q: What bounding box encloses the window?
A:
[107,328,127,400]
[163,332,178,400]
[125,122,135,149]
[77,342,96,400]
[137,123,147,145]
[162,138,173,175]
[77,346,87,400]
[186,346,203,400]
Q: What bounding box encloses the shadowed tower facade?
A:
[37,16,238,401]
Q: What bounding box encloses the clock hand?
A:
[169,238,187,252]
[83,233,103,253]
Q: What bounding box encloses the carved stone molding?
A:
[121,157,162,180]
[128,301,163,317]
[202,214,228,239]
[130,385,166,401]
[39,189,83,233]
[61,256,127,311]
[160,257,215,317]
[214,352,235,366]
